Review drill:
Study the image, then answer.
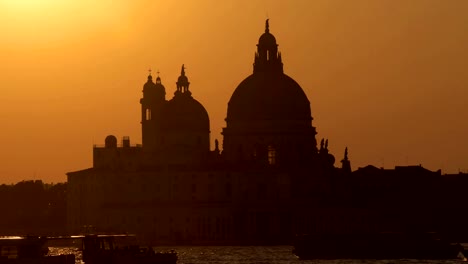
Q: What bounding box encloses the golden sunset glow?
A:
[1,0,57,10]
[0,0,467,183]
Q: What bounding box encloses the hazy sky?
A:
[0,0,467,183]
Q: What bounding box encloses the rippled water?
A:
[49,246,465,264]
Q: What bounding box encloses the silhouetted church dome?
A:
[226,20,311,123]
[228,73,311,122]
[105,135,117,148]
[258,31,277,47]
[143,75,156,91]
[161,65,209,132]
[162,95,209,132]
[177,74,189,84]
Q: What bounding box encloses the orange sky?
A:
[0,0,467,183]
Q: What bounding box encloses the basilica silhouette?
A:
[67,20,464,245]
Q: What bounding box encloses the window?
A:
[268,145,276,165]
[146,109,151,120]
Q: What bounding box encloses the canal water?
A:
[49,246,464,264]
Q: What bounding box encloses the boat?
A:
[1,234,177,264]
[80,234,177,264]
[0,236,75,264]
[293,233,465,260]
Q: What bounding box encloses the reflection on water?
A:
[49,246,464,264]
[49,247,82,263]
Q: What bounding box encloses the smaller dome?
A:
[143,75,156,92]
[258,19,277,47]
[259,32,277,46]
[105,135,117,148]
[178,75,188,83]
[177,64,189,85]
[161,95,209,132]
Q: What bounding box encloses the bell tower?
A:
[140,70,166,149]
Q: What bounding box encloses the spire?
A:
[156,70,161,84]
[265,19,269,33]
[147,68,153,82]
[341,147,352,174]
[320,139,330,154]
[176,64,191,96]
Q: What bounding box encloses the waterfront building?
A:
[67,20,448,244]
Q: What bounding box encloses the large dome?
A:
[226,20,312,124]
[223,20,318,164]
[227,72,311,122]
[162,94,209,132]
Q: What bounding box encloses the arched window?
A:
[268,145,276,165]
[146,109,151,120]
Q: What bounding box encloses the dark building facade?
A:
[67,20,462,245]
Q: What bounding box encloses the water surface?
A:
[49,246,464,264]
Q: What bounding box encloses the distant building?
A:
[67,20,460,244]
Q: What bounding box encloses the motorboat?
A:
[79,234,177,264]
